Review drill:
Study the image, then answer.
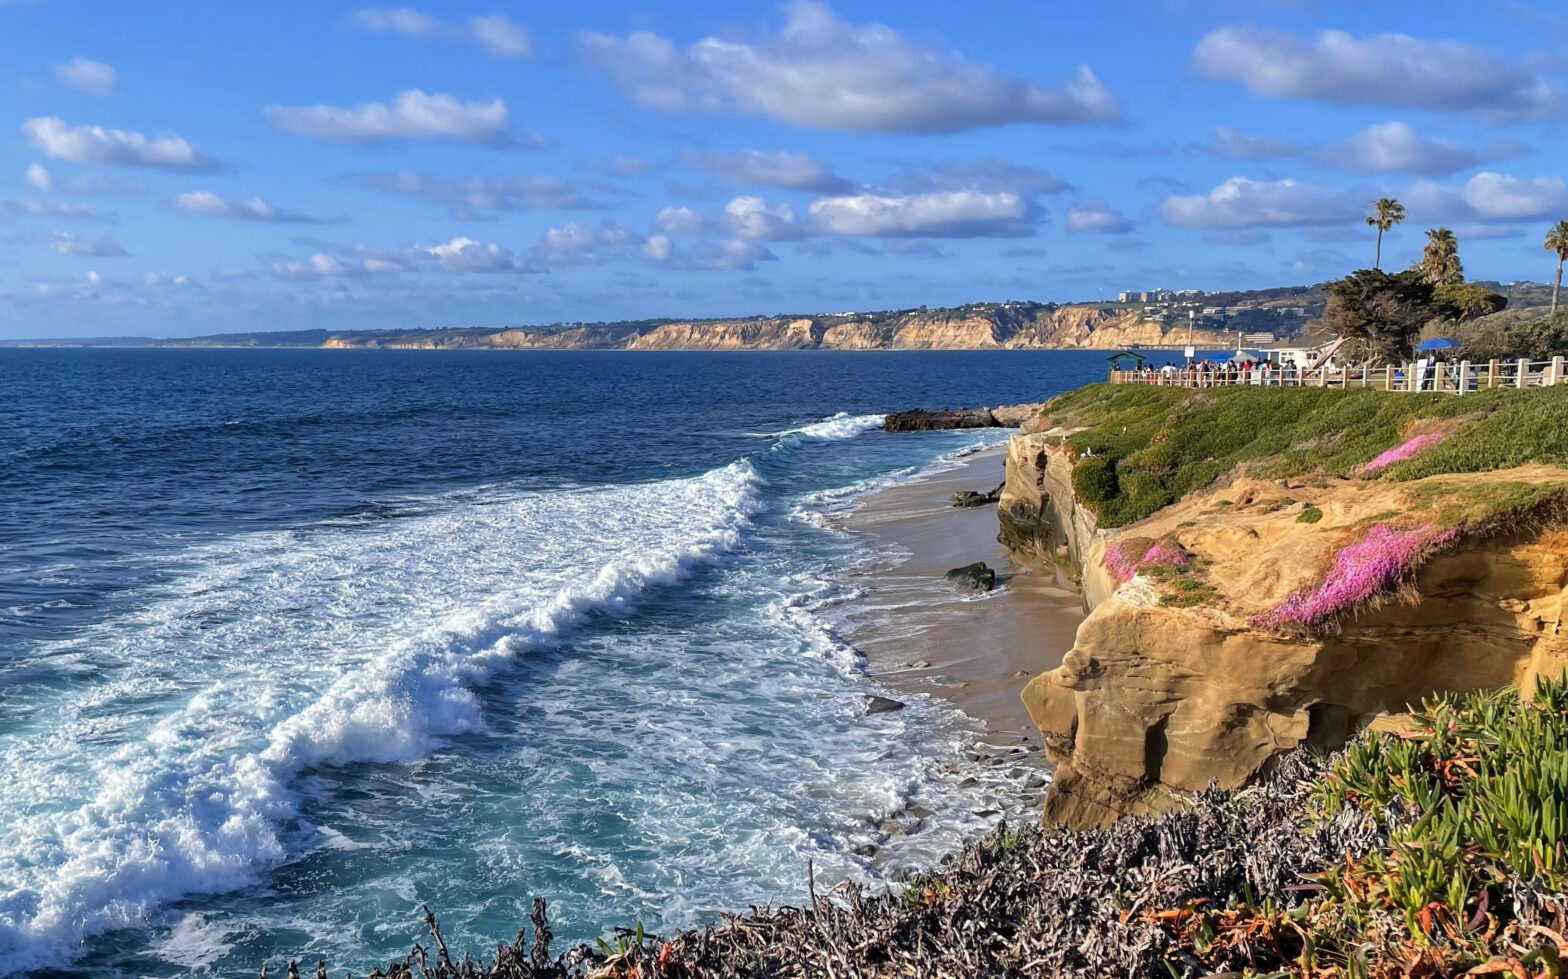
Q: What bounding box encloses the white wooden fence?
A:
[1110,357,1567,394]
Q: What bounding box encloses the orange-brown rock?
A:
[998,439,1568,828]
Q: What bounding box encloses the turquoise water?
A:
[0,349,1108,976]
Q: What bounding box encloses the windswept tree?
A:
[1418,227,1463,286]
[1364,198,1405,270]
[1546,219,1568,314]
[1320,269,1438,363]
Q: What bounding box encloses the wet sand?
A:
[835,449,1086,746]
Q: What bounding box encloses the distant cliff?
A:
[997,383,1568,828]
[318,303,1238,351]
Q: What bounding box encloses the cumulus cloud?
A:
[885,159,1073,196]
[577,1,1120,133]
[348,9,533,58]
[263,90,527,146]
[1191,27,1566,120]
[23,163,143,195]
[23,117,220,171]
[0,197,112,222]
[1408,171,1568,223]
[684,149,853,193]
[652,205,705,234]
[1160,177,1362,229]
[1206,121,1522,176]
[43,231,126,257]
[1065,200,1132,234]
[173,191,323,224]
[808,189,1032,237]
[642,235,776,271]
[721,195,806,240]
[270,253,354,279]
[531,221,641,267]
[345,171,606,218]
[53,58,118,95]
[411,236,524,272]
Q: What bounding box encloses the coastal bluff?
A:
[996,383,1568,828]
[317,302,1234,351]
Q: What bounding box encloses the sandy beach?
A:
[833,448,1086,747]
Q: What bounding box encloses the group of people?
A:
[1120,357,1319,388]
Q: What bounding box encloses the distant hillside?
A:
[0,285,1424,350]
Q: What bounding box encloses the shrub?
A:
[1251,522,1457,629]
[1296,505,1323,524]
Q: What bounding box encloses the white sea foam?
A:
[768,412,886,442]
[0,462,763,975]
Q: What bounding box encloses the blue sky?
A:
[2,0,1567,337]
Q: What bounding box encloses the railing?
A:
[1109,357,1567,394]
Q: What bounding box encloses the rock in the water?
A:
[944,562,997,592]
[883,407,997,432]
[865,695,905,715]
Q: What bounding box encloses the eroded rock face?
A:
[999,442,1568,828]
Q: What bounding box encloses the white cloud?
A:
[43,231,126,257]
[652,205,705,234]
[1461,172,1568,220]
[808,189,1031,237]
[721,196,806,240]
[0,198,111,222]
[1159,177,1359,229]
[1191,27,1566,120]
[577,1,1120,133]
[641,235,776,271]
[173,191,323,224]
[53,58,118,95]
[684,149,852,193]
[531,221,642,267]
[1206,121,1520,176]
[263,90,520,146]
[22,163,143,195]
[887,159,1073,196]
[270,253,353,279]
[345,171,603,217]
[411,236,524,272]
[1065,200,1131,234]
[23,117,219,171]
[349,8,533,59]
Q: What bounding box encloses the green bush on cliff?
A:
[1045,383,1568,527]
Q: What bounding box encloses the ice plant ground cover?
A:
[1358,431,1446,472]
[1251,522,1457,629]
[1105,535,1188,583]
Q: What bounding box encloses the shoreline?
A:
[829,445,1085,761]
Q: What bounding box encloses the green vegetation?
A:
[1449,306,1568,360]
[1319,268,1504,362]
[1157,678,1568,978]
[1045,383,1568,528]
[1297,505,1324,523]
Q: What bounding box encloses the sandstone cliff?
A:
[997,385,1568,828]
[320,303,1238,351]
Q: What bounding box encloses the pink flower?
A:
[1360,432,1445,473]
[1106,536,1189,583]
[1251,523,1457,629]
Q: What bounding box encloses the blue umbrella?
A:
[1417,337,1460,351]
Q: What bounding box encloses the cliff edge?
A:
[997,383,1568,827]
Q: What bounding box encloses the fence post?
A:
[1488,359,1499,389]
[1518,359,1530,389]
[1457,360,1469,395]
[1554,357,1565,386]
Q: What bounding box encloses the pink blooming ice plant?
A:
[1359,432,1446,473]
[1251,522,1457,629]
[1106,536,1189,583]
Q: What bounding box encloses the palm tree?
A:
[1546,220,1568,314]
[1419,227,1463,286]
[1365,198,1405,270]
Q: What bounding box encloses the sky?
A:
[2,1,1568,338]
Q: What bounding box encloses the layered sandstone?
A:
[320,304,1238,351]
[999,436,1568,828]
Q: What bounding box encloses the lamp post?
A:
[1184,309,1195,365]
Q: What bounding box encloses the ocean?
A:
[0,348,1107,977]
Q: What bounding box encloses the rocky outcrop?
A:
[999,438,1568,828]
[883,403,1046,433]
[627,318,823,350]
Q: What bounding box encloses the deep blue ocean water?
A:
[0,348,1109,977]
